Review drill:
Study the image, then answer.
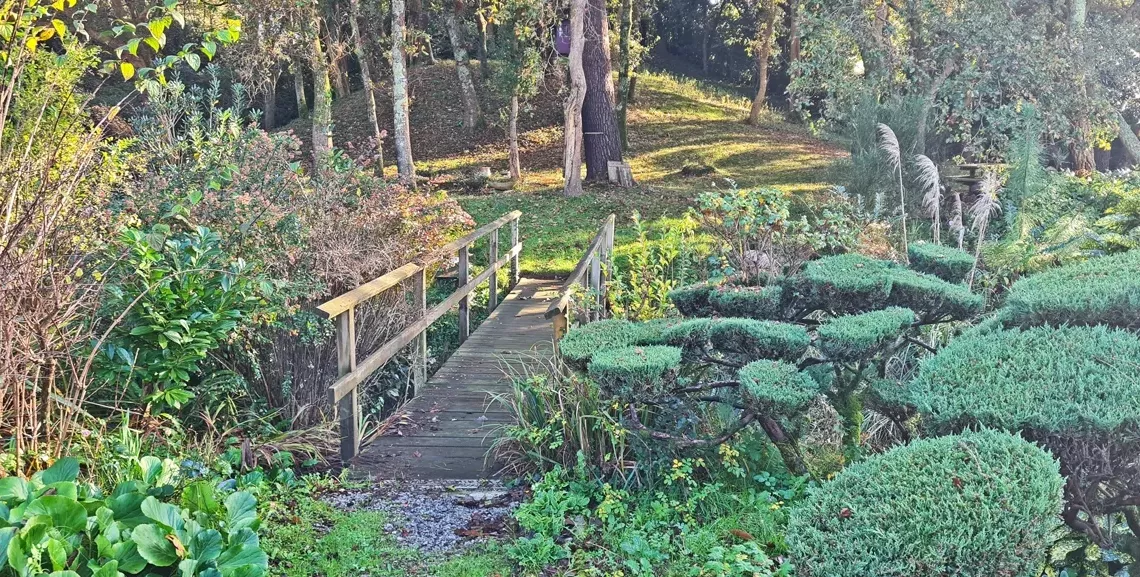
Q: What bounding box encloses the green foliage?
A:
[707,285,784,320]
[0,456,267,577]
[668,282,717,317]
[559,319,641,365]
[661,318,716,348]
[96,225,261,412]
[818,307,914,362]
[786,430,1063,577]
[588,346,683,399]
[608,212,698,321]
[706,319,810,363]
[903,324,1140,435]
[739,361,821,415]
[1000,250,1140,330]
[906,242,974,283]
[796,254,982,320]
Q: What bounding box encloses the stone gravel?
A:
[323,479,518,555]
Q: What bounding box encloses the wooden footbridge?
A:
[317,211,615,479]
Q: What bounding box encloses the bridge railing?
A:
[545,214,615,350]
[317,210,522,462]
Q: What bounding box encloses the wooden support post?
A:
[488,228,500,312]
[552,309,568,355]
[590,250,601,321]
[335,308,359,463]
[458,244,470,343]
[412,267,427,396]
[510,217,520,289]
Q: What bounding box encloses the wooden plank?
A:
[423,210,521,263]
[329,243,522,402]
[545,214,615,319]
[318,263,422,318]
[458,243,470,343]
[335,309,359,461]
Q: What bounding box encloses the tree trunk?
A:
[581,0,622,181]
[445,5,482,132]
[616,0,634,151]
[788,0,800,64]
[292,61,308,119]
[509,95,521,179]
[391,0,417,182]
[350,0,384,171]
[564,0,587,197]
[916,59,954,155]
[263,68,278,129]
[310,22,334,162]
[1068,0,1095,173]
[701,10,710,74]
[1115,109,1140,167]
[477,0,489,74]
[747,1,779,125]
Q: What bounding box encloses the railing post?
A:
[552,309,568,356]
[412,267,427,396]
[510,216,520,289]
[488,227,500,312]
[590,250,601,322]
[334,308,359,463]
[458,243,470,343]
[603,216,615,318]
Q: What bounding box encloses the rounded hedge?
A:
[587,345,682,398]
[903,324,1140,434]
[787,429,1063,577]
[818,307,915,362]
[907,242,974,283]
[887,268,983,321]
[738,360,820,414]
[667,282,717,317]
[559,319,640,364]
[1000,250,1140,330]
[707,284,784,320]
[706,318,810,362]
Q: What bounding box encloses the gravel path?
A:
[323,479,520,555]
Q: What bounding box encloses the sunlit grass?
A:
[431,71,844,276]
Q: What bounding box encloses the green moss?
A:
[668,282,717,316]
[738,360,821,414]
[887,268,983,321]
[907,242,974,282]
[559,319,639,365]
[707,318,810,362]
[787,430,1063,577]
[903,325,1140,434]
[818,307,915,362]
[1000,250,1140,330]
[708,284,784,320]
[588,345,683,398]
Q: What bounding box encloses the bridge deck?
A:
[352,278,561,479]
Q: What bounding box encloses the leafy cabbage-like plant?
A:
[0,457,268,577]
[787,430,1063,577]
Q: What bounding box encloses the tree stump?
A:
[608,161,634,187]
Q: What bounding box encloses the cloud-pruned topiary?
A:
[818,307,915,362]
[661,318,715,349]
[588,345,682,399]
[707,284,784,320]
[559,319,640,365]
[667,282,717,317]
[629,318,685,345]
[1000,250,1140,330]
[898,324,1140,547]
[907,242,974,283]
[739,360,821,414]
[797,254,895,314]
[706,318,810,362]
[795,254,982,321]
[787,429,1063,577]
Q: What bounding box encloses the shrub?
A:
[907,242,974,282]
[559,319,639,365]
[739,360,821,414]
[588,346,682,399]
[1000,250,1140,330]
[900,324,1140,547]
[661,318,716,349]
[818,307,914,362]
[887,268,984,321]
[796,254,895,314]
[786,430,1063,577]
[668,282,717,316]
[708,285,784,320]
[630,318,686,345]
[0,457,268,577]
[706,319,810,362]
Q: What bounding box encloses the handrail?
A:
[546,214,615,349]
[316,211,522,462]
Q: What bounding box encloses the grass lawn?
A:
[435,72,844,277]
